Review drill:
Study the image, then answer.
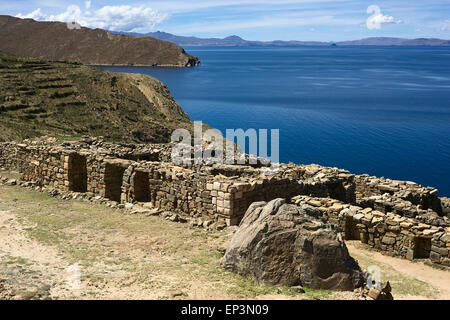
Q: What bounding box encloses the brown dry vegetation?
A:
[0,15,199,67]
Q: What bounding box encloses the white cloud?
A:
[366,5,401,30]
[16,8,47,20]
[439,19,450,31]
[16,4,169,33]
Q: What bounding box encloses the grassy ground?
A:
[0,177,448,300]
[0,182,334,300]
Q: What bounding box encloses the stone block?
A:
[430,251,441,263]
[382,236,396,245]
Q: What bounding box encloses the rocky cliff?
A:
[0,15,200,67]
[0,51,193,142]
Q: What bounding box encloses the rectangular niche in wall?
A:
[68,153,87,193]
[344,216,361,240]
[133,170,150,202]
[413,237,431,259]
[104,163,126,202]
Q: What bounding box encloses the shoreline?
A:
[91,63,198,68]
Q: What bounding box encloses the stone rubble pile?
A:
[355,174,442,214]
[354,280,394,300]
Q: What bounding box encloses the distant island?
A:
[114,30,450,47]
[0,15,200,67]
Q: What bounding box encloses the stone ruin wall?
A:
[0,142,19,169]
[121,162,218,224]
[290,195,450,267]
[442,197,450,217]
[355,174,443,214]
[120,163,356,226]
[216,165,357,225]
[0,137,449,266]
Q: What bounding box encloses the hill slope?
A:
[0,15,200,67]
[0,51,193,143]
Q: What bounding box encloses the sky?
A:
[2,0,450,41]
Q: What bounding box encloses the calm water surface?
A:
[100,46,450,196]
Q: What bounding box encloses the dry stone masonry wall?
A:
[0,136,449,266]
[291,195,450,267]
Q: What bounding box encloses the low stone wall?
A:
[16,144,67,190]
[118,162,356,226]
[199,163,356,225]
[0,142,20,169]
[355,174,442,213]
[291,195,450,266]
[0,139,361,226]
[441,198,450,217]
[356,193,447,227]
[224,176,355,225]
[121,162,217,224]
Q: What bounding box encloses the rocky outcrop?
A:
[222,199,364,290]
[0,15,200,67]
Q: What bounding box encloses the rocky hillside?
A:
[0,15,200,67]
[0,51,193,142]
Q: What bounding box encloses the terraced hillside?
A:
[0,51,193,142]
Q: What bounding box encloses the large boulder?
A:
[222,198,364,290]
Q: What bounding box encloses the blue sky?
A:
[3,0,450,41]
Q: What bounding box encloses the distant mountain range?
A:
[337,37,450,46]
[112,31,450,47]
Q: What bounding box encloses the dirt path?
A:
[347,241,450,300]
[0,210,62,266]
[0,210,68,299]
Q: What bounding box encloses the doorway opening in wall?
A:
[68,153,87,193]
[329,182,347,202]
[134,170,150,202]
[104,163,126,202]
[344,216,361,240]
[413,237,431,259]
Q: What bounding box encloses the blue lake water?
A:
[100,46,450,196]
